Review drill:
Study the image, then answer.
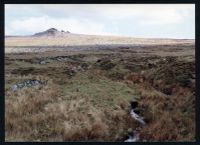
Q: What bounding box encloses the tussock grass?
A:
[134,83,195,141]
[5,44,195,141]
[5,76,59,141]
[5,74,138,141]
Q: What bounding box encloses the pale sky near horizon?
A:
[5,4,195,39]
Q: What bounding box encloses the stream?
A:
[124,101,147,142]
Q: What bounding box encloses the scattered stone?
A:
[39,60,49,64]
[11,79,42,92]
[51,56,73,62]
[57,56,65,61]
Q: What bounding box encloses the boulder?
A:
[39,60,49,64]
[11,80,42,92]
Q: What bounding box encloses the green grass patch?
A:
[61,73,137,108]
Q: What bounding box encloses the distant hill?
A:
[33,28,70,37]
[5,28,195,53]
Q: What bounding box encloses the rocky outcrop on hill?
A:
[33,28,70,37]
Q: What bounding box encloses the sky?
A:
[5,4,195,39]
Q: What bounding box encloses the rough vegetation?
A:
[5,36,195,141]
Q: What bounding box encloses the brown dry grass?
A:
[133,82,195,141]
[5,41,195,141]
[5,74,139,141]
[5,35,194,47]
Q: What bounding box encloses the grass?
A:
[5,42,195,142]
[5,35,194,48]
[5,72,138,141]
[130,72,195,141]
[61,72,138,108]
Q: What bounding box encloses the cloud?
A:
[6,15,117,36]
[93,4,194,25]
[6,4,194,22]
[5,4,194,38]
